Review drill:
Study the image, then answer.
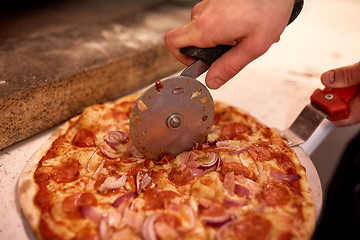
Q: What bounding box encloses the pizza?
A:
[18,92,315,240]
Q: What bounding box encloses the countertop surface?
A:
[1,0,360,239]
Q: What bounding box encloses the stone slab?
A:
[0,0,195,149]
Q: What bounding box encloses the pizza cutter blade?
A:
[129,46,232,160]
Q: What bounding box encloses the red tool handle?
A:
[310,86,359,121]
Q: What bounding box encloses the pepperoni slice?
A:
[234,215,272,240]
[247,144,276,162]
[220,122,251,140]
[51,160,81,183]
[261,184,291,206]
[72,129,96,147]
[142,189,180,210]
[63,193,97,218]
[221,162,257,181]
[168,167,194,187]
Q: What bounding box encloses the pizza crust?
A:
[17,118,74,239]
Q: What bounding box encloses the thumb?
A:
[321,62,360,88]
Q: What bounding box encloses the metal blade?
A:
[279,104,328,147]
[180,60,209,79]
[129,75,214,160]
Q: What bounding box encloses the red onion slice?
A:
[142,213,160,240]
[183,207,196,230]
[230,147,249,155]
[86,149,98,172]
[234,184,251,197]
[215,220,234,240]
[80,206,104,223]
[224,198,248,207]
[202,215,232,227]
[270,171,301,182]
[99,214,109,240]
[198,152,221,170]
[136,171,153,194]
[104,131,128,147]
[141,173,153,189]
[92,160,105,179]
[112,192,137,208]
[100,143,122,159]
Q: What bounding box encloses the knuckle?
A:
[218,63,240,80]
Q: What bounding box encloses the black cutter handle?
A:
[180,45,232,65]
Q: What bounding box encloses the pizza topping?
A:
[72,129,96,147]
[248,144,276,162]
[234,184,251,197]
[202,215,232,227]
[123,208,145,230]
[104,131,128,147]
[136,171,153,194]
[92,160,105,179]
[229,147,249,155]
[51,159,81,183]
[80,205,103,223]
[223,172,235,195]
[221,162,255,181]
[233,215,272,240]
[63,193,97,218]
[100,143,122,159]
[220,122,251,140]
[98,215,109,240]
[223,198,248,207]
[142,189,180,210]
[169,167,194,186]
[98,175,127,193]
[190,168,205,177]
[142,213,160,240]
[270,171,301,182]
[86,149,98,171]
[215,220,235,240]
[198,152,222,170]
[260,183,291,206]
[112,192,137,208]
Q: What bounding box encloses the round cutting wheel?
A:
[129,76,215,160]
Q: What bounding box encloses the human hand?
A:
[321,62,360,127]
[164,0,294,89]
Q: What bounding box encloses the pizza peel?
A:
[279,86,359,217]
[129,46,232,160]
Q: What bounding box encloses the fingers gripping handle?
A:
[310,86,359,121]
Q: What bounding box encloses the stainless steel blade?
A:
[180,60,209,79]
[129,75,214,160]
[279,104,328,147]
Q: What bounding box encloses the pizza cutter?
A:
[129,46,231,160]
